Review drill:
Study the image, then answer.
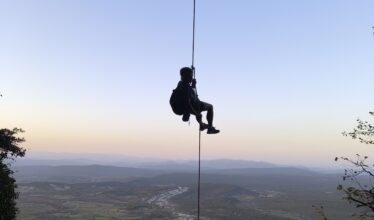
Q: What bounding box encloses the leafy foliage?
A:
[0,128,26,160]
[336,112,374,219]
[342,112,374,145]
[336,155,374,219]
[0,128,26,220]
[0,163,18,220]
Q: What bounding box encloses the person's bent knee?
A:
[207,103,213,111]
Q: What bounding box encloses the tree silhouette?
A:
[0,128,26,220]
[335,112,374,219]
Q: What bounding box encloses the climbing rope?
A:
[190,0,201,219]
[192,0,196,71]
[197,128,201,220]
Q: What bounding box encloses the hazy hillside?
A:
[205,167,318,176]
[15,157,279,170]
[14,164,319,184]
[138,159,277,171]
[14,165,169,183]
[132,171,338,192]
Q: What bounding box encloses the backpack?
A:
[170,84,189,115]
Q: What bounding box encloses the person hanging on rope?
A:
[170,66,220,134]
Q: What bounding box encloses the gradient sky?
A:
[1,0,374,167]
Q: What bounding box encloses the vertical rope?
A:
[198,129,201,220]
[191,1,201,219]
[192,0,196,77]
[191,0,201,219]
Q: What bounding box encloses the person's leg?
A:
[200,101,219,134]
[189,102,209,131]
[194,113,202,124]
[188,100,202,123]
[199,101,214,127]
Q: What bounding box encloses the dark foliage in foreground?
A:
[0,128,26,220]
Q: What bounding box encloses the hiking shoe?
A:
[182,113,190,122]
[207,126,220,134]
[200,123,209,131]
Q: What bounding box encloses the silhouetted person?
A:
[174,67,220,134]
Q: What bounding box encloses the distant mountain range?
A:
[137,159,277,171]
[12,152,341,174]
[14,151,154,167]
[14,153,279,171]
[14,163,323,184]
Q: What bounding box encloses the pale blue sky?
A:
[1,1,374,166]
